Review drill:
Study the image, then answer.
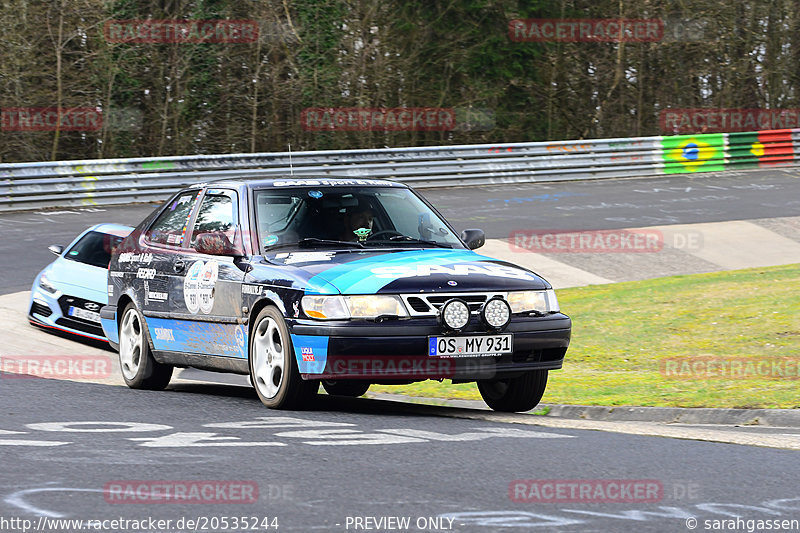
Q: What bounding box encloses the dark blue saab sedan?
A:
[101,177,570,412]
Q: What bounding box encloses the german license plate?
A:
[69,306,101,323]
[428,334,513,357]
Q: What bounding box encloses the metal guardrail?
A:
[2,128,798,212]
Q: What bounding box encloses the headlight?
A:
[507,290,559,314]
[345,295,407,318]
[545,289,560,313]
[39,273,57,294]
[301,295,349,319]
[301,295,408,319]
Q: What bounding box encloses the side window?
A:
[190,192,237,247]
[145,191,200,246]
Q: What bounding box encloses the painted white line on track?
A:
[5,487,105,518]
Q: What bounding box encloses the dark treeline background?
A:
[1,0,798,162]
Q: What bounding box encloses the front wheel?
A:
[477,370,548,412]
[322,380,370,397]
[249,306,318,409]
[118,303,173,390]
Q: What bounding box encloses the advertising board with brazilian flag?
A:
[661,133,725,174]
[660,129,796,174]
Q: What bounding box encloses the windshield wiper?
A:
[297,238,364,248]
[263,238,364,252]
[380,235,453,248]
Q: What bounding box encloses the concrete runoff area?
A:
[483,215,800,288]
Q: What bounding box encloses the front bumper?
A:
[290,313,571,381]
[28,288,107,342]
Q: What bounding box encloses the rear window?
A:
[64,231,125,268]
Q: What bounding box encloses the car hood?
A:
[262,248,549,294]
[44,258,108,302]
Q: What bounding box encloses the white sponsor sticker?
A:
[147,291,168,301]
[154,327,175,341]
[118,252,153,264]
[183,260,204,314]
[198,261,218,314]
[242,285,262,296]
[370,263,536,281]
[273,179,390,187]
[136,268,156,280]
[275,252,335,265]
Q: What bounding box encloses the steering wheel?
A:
[367,230,404,241]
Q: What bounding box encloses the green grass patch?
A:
[371,264,800,408]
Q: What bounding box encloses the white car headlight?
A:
[301,295,408,320]
[39,273,57,294]
[507,290,559,314]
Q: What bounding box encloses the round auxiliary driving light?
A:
[440,299,470,331]
[481,297,511,330]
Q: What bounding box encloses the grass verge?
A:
[370,264,800,408]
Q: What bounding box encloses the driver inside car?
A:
[339,203,374,241]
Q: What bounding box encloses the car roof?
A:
[198,175,407,190]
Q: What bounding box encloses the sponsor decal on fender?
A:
[242,285,262,296]
[301,347,315,362]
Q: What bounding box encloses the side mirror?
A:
[48,245,64,256]
[460,229,485,250]
[194,228,245,257]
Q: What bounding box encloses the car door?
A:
[139,189,202,319]
[153,187,248,359]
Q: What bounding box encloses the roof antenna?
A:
[288,143,294,176]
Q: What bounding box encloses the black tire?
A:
[117,303,173,390]
[249,306,318,409]
[322,380,371,397]
[477,370,548,412]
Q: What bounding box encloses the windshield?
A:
[254,186,464,252]
[64,231,126,268]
